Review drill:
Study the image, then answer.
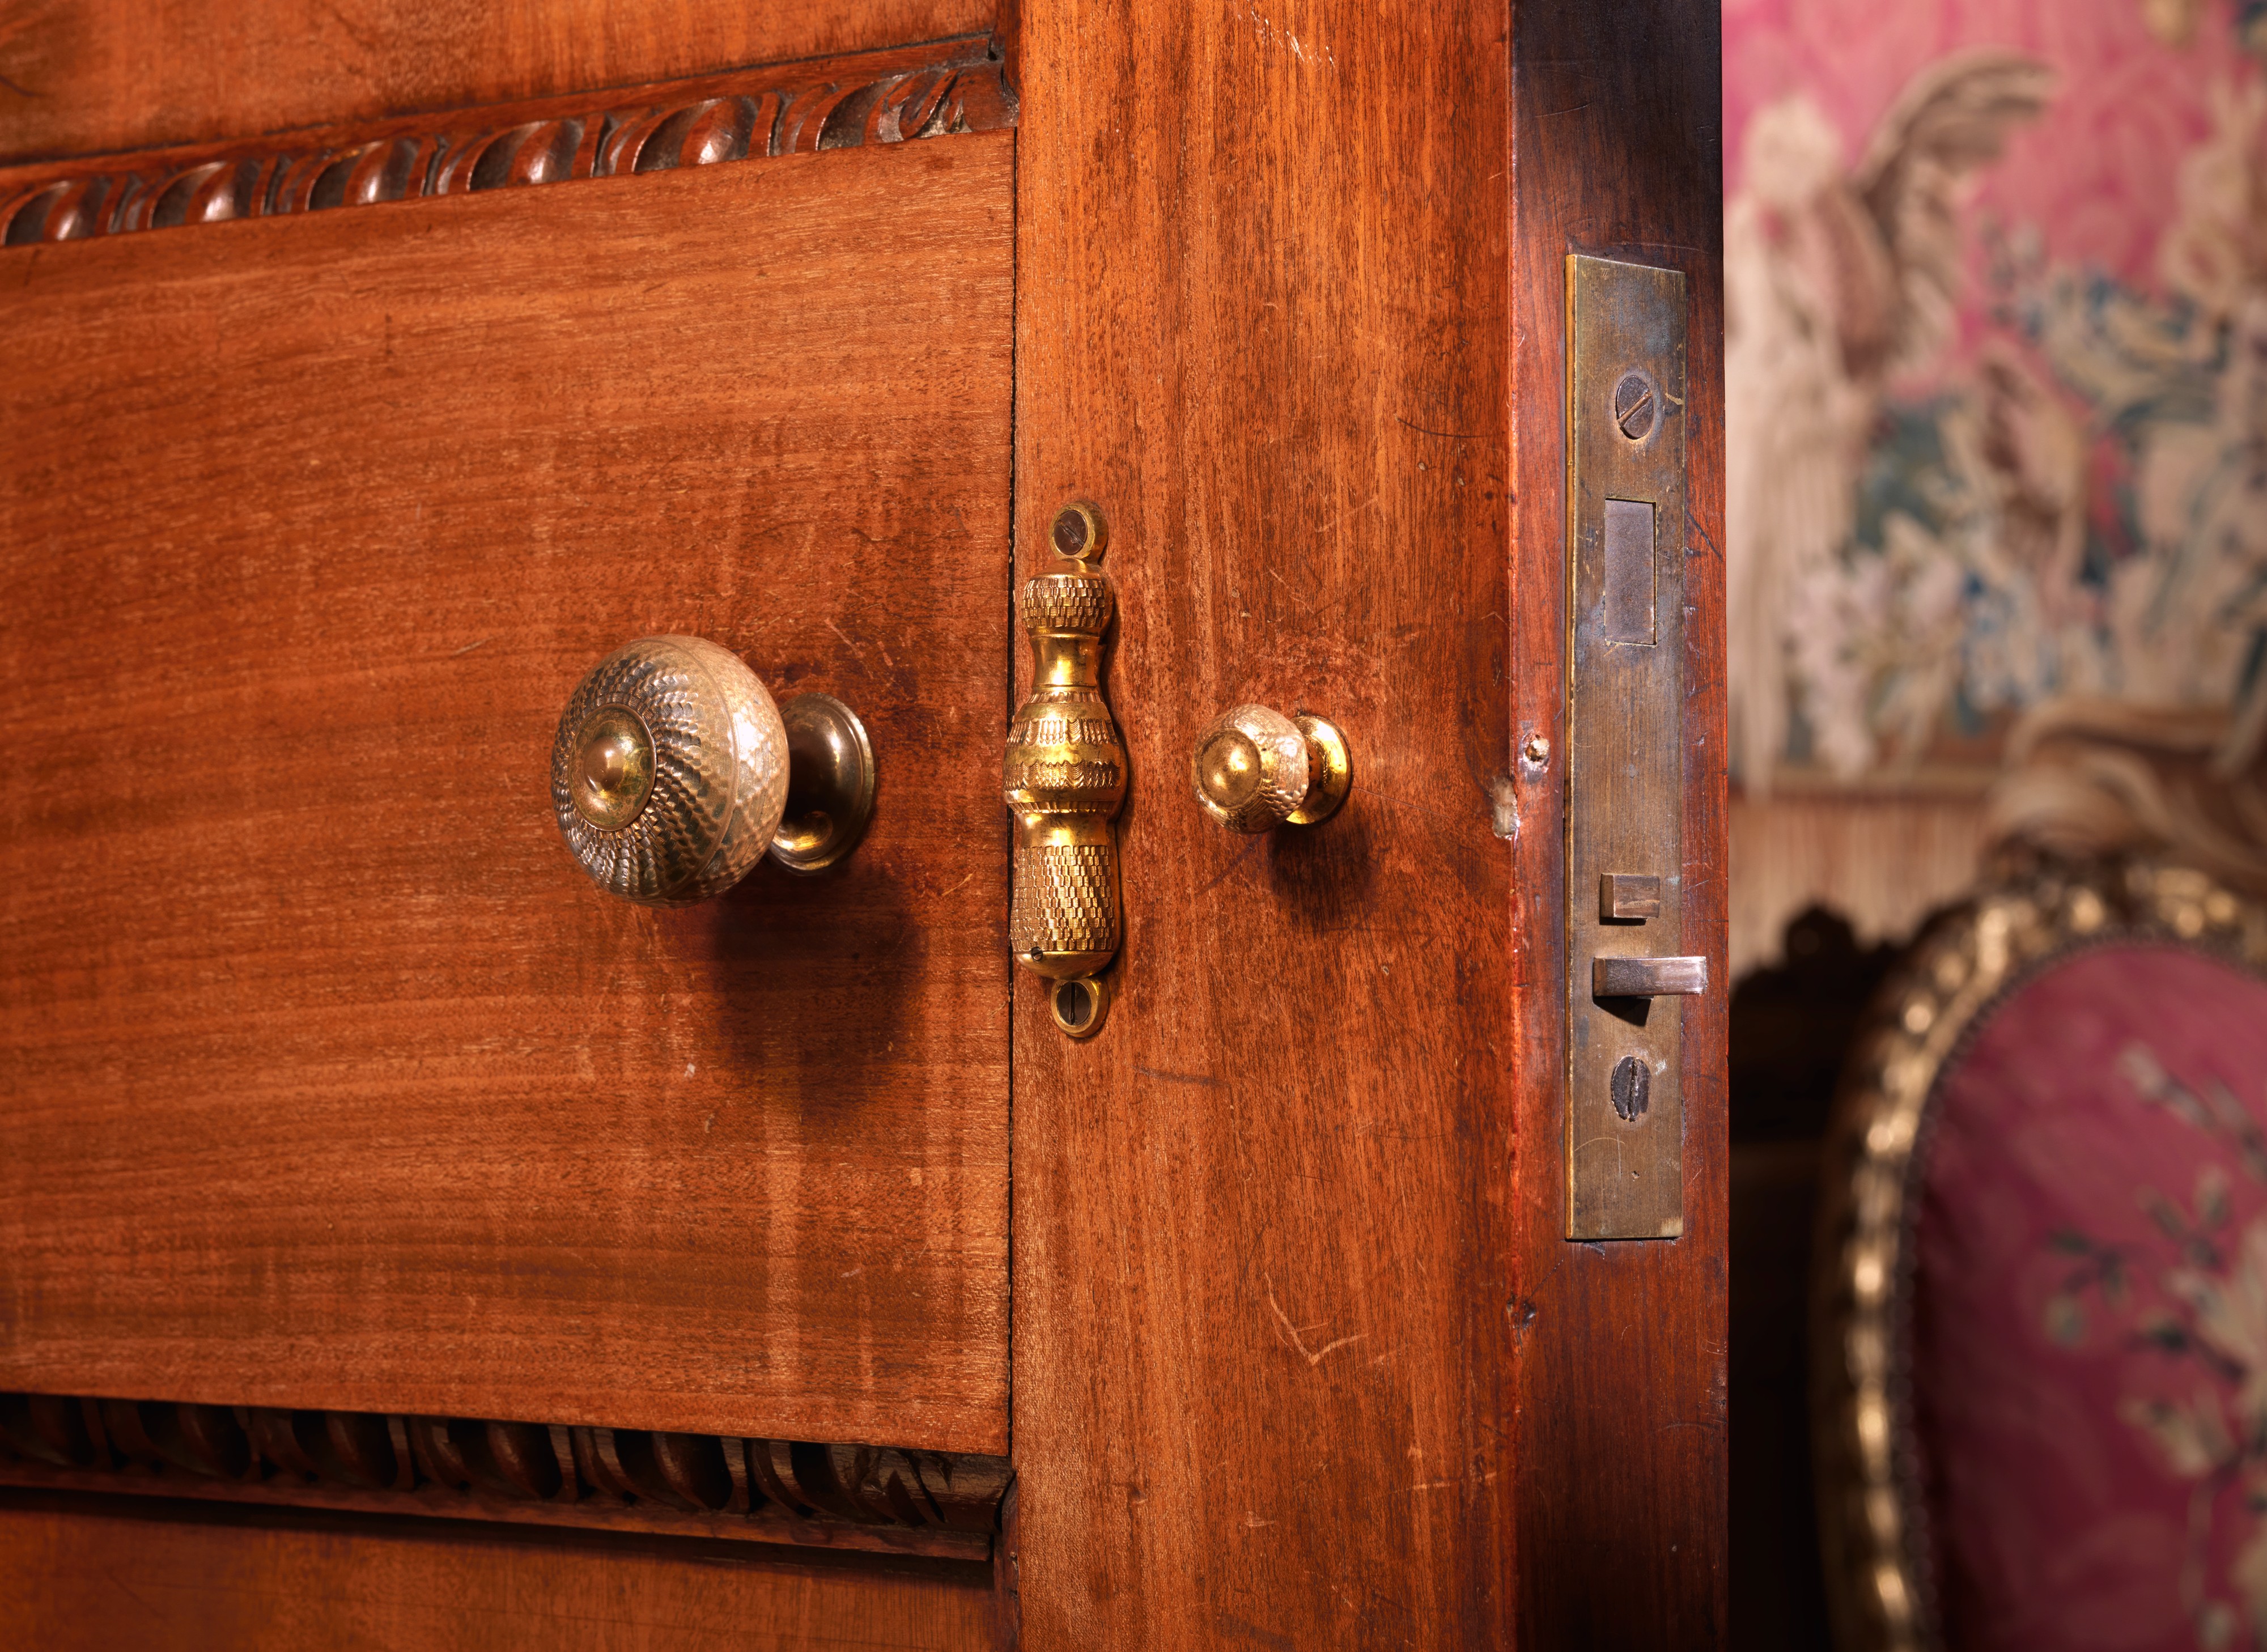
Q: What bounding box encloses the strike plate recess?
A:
[1564,254,1690,1242]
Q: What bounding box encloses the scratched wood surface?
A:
[0,134,1013,1454]
[1009,0,1522,1645]
[0,1497,998,1650]
[0,0,992,165]
[1508,1,1731,1645]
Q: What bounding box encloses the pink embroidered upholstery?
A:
[1912,945,2267,1650]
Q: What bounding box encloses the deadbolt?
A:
[1592,955,1709,998]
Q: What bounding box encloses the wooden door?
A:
[0,2,1724,1647]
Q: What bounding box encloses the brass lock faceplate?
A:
[1565,254,1695,1242]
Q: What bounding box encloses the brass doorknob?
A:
[551,636,874,904]
[1190,704,1351,832]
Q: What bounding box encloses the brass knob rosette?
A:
[551,636,873,905]
[1191,704,1351,833]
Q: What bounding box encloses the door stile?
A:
[1506,0,1729,1644]
[1010,0,1522,1644]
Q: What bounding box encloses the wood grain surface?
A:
[1010,1,1521,1645]
[1509,2,1731,1645]
[0,0,993,165]
[0,1496,997,1650]
[0,135,1014,1454]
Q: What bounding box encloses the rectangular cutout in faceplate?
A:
[1602,499,1657,644]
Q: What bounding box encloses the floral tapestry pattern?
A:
[1913,944,2267,1650]
[1727,0,2267,789]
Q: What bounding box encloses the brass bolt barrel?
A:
[1004,570,1124,980]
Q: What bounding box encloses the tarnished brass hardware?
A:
[1600,873,1663,921]
[1049,975,1110,1039]
[772,691,877,874]
[1005,567,1125,982]
[551,636,875,904]
[1190,705,1352,833]
[1565,253,1692,1241]
[1611,1056,1652,1122]
[1591,955,1708,998]
[1048,500,1108,563]
[1612,368,1659,443]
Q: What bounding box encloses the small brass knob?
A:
[551,636,874,905]
[1191,705,1352,832]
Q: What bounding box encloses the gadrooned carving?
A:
[0,1390,1008,1557]
[0,35,1015,248]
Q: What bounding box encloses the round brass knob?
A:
[551,636,874,904]
[1190,704,1352,833]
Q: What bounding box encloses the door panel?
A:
[0,133,1013,1453]
[1007,0,1727,1644]
[0,1498,998,1650]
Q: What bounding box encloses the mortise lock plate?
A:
[1564,254,1697,1241]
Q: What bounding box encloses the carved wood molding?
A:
[0,1391,1008,1561]
[0,34,1013,248]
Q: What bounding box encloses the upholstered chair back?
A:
[1815,857,2267,1650]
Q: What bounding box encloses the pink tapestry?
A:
[1726,0,2267,791]
[1913,944,2267,1650]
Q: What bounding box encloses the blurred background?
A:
[1724,0,2267,1642]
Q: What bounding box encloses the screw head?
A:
[1610,1055,1652,1122]
[1050,500,1107,562]
[1612,371,1657,442]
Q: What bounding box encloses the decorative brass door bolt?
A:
[1005,508,1126,1015]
